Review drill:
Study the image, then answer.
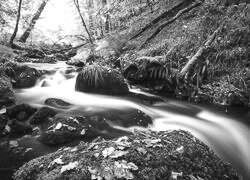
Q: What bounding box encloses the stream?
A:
[0,62,249,179]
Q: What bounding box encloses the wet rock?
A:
[0,115,8,137]
[7,104,37,120]
[14,130,239,180]
[66,59,85,67]
[44,98,71,109]
[5,62,43,88]
[8,119,32,136]
[75,64,129,95]
[85,54,103,64]
[31,56,57,63]
[41,80,51,87]
[29,107,57,125]
[39,130,78,145]
[0,75,15,108]
[38,115,121,145]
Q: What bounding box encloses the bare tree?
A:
[19,0,50,43]
[73,0,93,44]
[9,0,23,46]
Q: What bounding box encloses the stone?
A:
[0,75,15,108]
[29,107,56,125]
[5,62,43,88]
[66,59,85,67]
[7,104,37,120]
[8,119,32,136]
[75,64,129,95]
[0,114,8,136]
[41,80,51,87]
[44,98,71,109]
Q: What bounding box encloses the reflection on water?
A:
[9,63,250,179]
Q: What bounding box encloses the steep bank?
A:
[105,0,250,108]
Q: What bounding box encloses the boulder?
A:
[75,64,129,95]
[38,115,124,145]
[0,75,15,108]
[38,116,94,145]
[44,98,71,109]
[0,114,8,137]
[5,62,43,88]
[8,119,32,136]
[29,107,57,125]
[66,59,85,67]
[6,104,37,120]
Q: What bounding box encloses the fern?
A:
[81,64,105,87]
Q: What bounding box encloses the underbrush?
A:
[121,0,250,107]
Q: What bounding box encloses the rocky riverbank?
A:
[13,130,239,180]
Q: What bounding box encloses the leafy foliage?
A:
[79,63,105,87]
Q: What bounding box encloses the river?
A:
[1,62,249,179]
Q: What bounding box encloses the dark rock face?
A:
[66,59,85,67]
[8,119,32,136]
[0,75,15,108]
[7,104,37,121]
[75,65,129,95]
[39,115,128,145]
[44,98,71,109]
[38,116,91,145]
[0,114,8,137]
[29,107,57,125]
[5,62,43,88]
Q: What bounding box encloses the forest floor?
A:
[111,0,250,109]
[0,1,250,180]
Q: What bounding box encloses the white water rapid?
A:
[15,62,250,179]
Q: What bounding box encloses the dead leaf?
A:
[48,155,64,168]
[54,123,62,130]
[80,129,86,135]
[102,147,115,158]
[136,147,147,155]
[61,161,78,173]
[176,146,184,154]
[143,138,161,147]
[189,175,205,180]
[170,171,183,180]
[0,108,6,114]
[109,150,128,159]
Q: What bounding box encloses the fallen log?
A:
[130,0,195,40]
[140,0,202,49]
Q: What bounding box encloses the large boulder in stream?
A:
[4,62,43,88]
[29,107,57,125]
[44,98,72,109]
[0,75,15,108]
[6,104,37,121]
[39,114,130,145]
[75,64,129,95]
[14,130,239,180]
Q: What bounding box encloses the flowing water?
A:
[1,62,250,179]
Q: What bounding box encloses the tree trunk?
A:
[9,0,22,46]
[140,0,202,49]
[130,0,194,40]
[73,0,93,44]
[19,0,49,43]
[179,20,227,79]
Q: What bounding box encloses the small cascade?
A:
[13,62,250,179]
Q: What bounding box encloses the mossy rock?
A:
[75,64,129,95]
[14,130,239,180]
